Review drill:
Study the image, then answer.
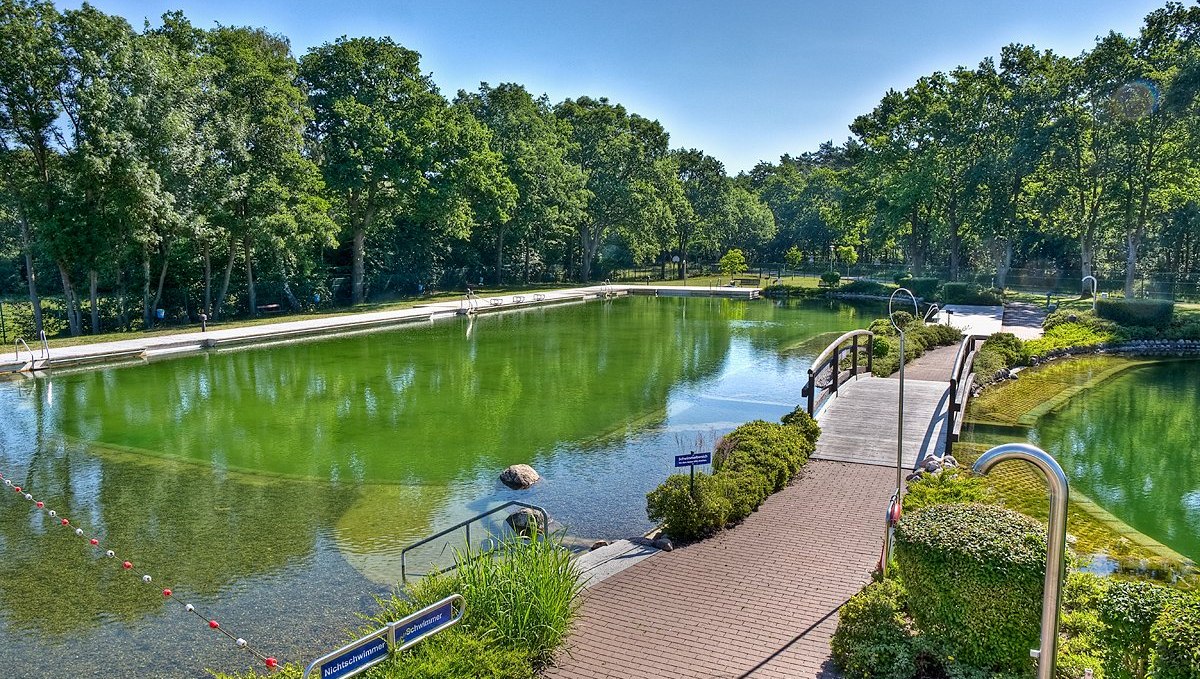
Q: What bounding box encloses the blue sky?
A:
[71,0,1166,173]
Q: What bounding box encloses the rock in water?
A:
[500,464,540,489]
[505,508,546,536]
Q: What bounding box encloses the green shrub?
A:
[451,528,582,663]
[1095,298,1174,329]
[894,271,914,286]
[940,282,1003,305]
[908,277,940,298]
[840,279,894,296]
[1098,580,1184,679]
[1149,594,1200,679]
[830,580,915,679]
[1025,322,1115,358]
[821,271,842,288]
[973,332,1028,386]
[780,407,821,442]
[902,467,989,512]
[1057,636,1106,679]
[711,467,771,521]
[869,319,963,377]
[1166,320,1200,340]
[717,419,813,492]
[894,503,1046,674]
[646,472,732,541]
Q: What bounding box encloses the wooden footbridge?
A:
[802,330,987,470]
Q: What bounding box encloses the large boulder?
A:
[500,464,540,489]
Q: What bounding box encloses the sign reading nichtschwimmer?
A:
[674,452,711,467]
[302,595,465,679]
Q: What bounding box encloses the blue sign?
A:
[674,452,712,467]
[308,631,389,679]
[394,600,455,648]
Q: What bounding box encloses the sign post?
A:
[303,595,465,679]
[674,451,712,497]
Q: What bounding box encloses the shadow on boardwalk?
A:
[544,461,894,679]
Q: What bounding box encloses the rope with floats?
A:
[0,469,280,672]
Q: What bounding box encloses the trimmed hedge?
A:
[1095,298,1174,329]
[868,317,963,377]
[901,467,989,512]
[839,279,894,296]
[939,282,1003,305]
[894,503,1045,674]
[646,409,819,542]
[1149,594,1200,679]
[830,580,915,679]
[820,271,842,287]
[907,277,940,298]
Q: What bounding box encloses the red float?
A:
[162,589,172,597]
[122,561,133,570]
[36,501,43,508]
[209,620,219,629]
[89,538,99,545]
[61,518,69,526]
[13,486,20,492]
[265,658,278,669]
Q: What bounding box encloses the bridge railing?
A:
[945,333,988,454]
[803,330,874,416]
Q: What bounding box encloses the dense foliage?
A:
[1095,299,1176,329]
[646,408,819,542]
[868,316,963,376]
[830,580,915,679]
[894,503,1046,673]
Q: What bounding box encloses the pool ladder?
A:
[12,331,49,368]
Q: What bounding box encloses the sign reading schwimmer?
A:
[302,595,465,679]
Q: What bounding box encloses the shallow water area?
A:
[0,295,876,678]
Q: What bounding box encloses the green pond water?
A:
[0,295,877,678]
[967,360,1200,563]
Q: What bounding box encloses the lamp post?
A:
[972,443,1069,679]
[880,287,918,577]
[829,244,835,272]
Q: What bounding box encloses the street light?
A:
[973,443,1069,679]
[880,287,918,578]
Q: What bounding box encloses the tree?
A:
[718,248,748,277]
[835,244,859,275]
[784,245,804,271]
[670,148,729,280]
[720,185,775,259]
[457,83,585,285]
[302,37,449,305]
[556,96,670,281]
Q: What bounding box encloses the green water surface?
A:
[0,295,875,677]
[1028,360,1200,561]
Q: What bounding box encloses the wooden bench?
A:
[256,303,283,314]
[732,277,760,287]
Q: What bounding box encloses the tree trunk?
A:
[57,263,81,337]
[244,235,257,315]
[1124,231,1139,298]
[203,240,212,316]
[495,225,506,285]
[117,268,128,330]
[578,227,595,282]
[522,237,530,284]
[996,241,1013,290]
[215,235,236,319]
[18,215,43,337]
[282,263,301,311]
[89,269,99,334]
[947,194,961,281]
[142,253,153,328]
[151,244,170,322]
[352,227,366,305]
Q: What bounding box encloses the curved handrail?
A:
[13,338,33,362]
[400,500,550,583]
[1082,275,1097,311]
[808,329,874,373]
[922,303,941,324]
[38,330,49,360]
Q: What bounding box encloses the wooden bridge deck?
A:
[812,376,950,469]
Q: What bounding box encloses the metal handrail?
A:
[945,333,988,454]
[400,500,549,583]
[804,329,874,416]
[1082,275,1097,311]
[38,331,49,359]
[973,444,1069,679]
[13,338,33,362]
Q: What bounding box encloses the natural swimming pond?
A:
[0,295,877,678]
[1028,360,1200,563]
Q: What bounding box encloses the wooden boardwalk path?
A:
[810,376,949,469]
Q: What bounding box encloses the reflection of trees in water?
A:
[42,298,738,483]
[1037,362,1200,559]
[0,437,356,635]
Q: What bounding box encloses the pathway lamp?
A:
[880,287,918,578]
[1082,275,1097,311]
[972,443,1069,679]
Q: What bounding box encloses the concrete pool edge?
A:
[2,284,762,377]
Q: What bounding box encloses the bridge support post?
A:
[851,334,859,376]
[867,334,874,374]
[806,369,815,416]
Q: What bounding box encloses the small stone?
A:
[653,537,674,552]
[1066,533,1078,546]
[499,464,540,489]
[941,455,958,468]
[923,458,942,473]
[590,540,610,551]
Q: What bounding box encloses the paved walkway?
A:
[1000,303,1047,340]
[934,304,1003,335]
[545,461,894,679]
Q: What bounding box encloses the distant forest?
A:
[1,0,1197,336]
